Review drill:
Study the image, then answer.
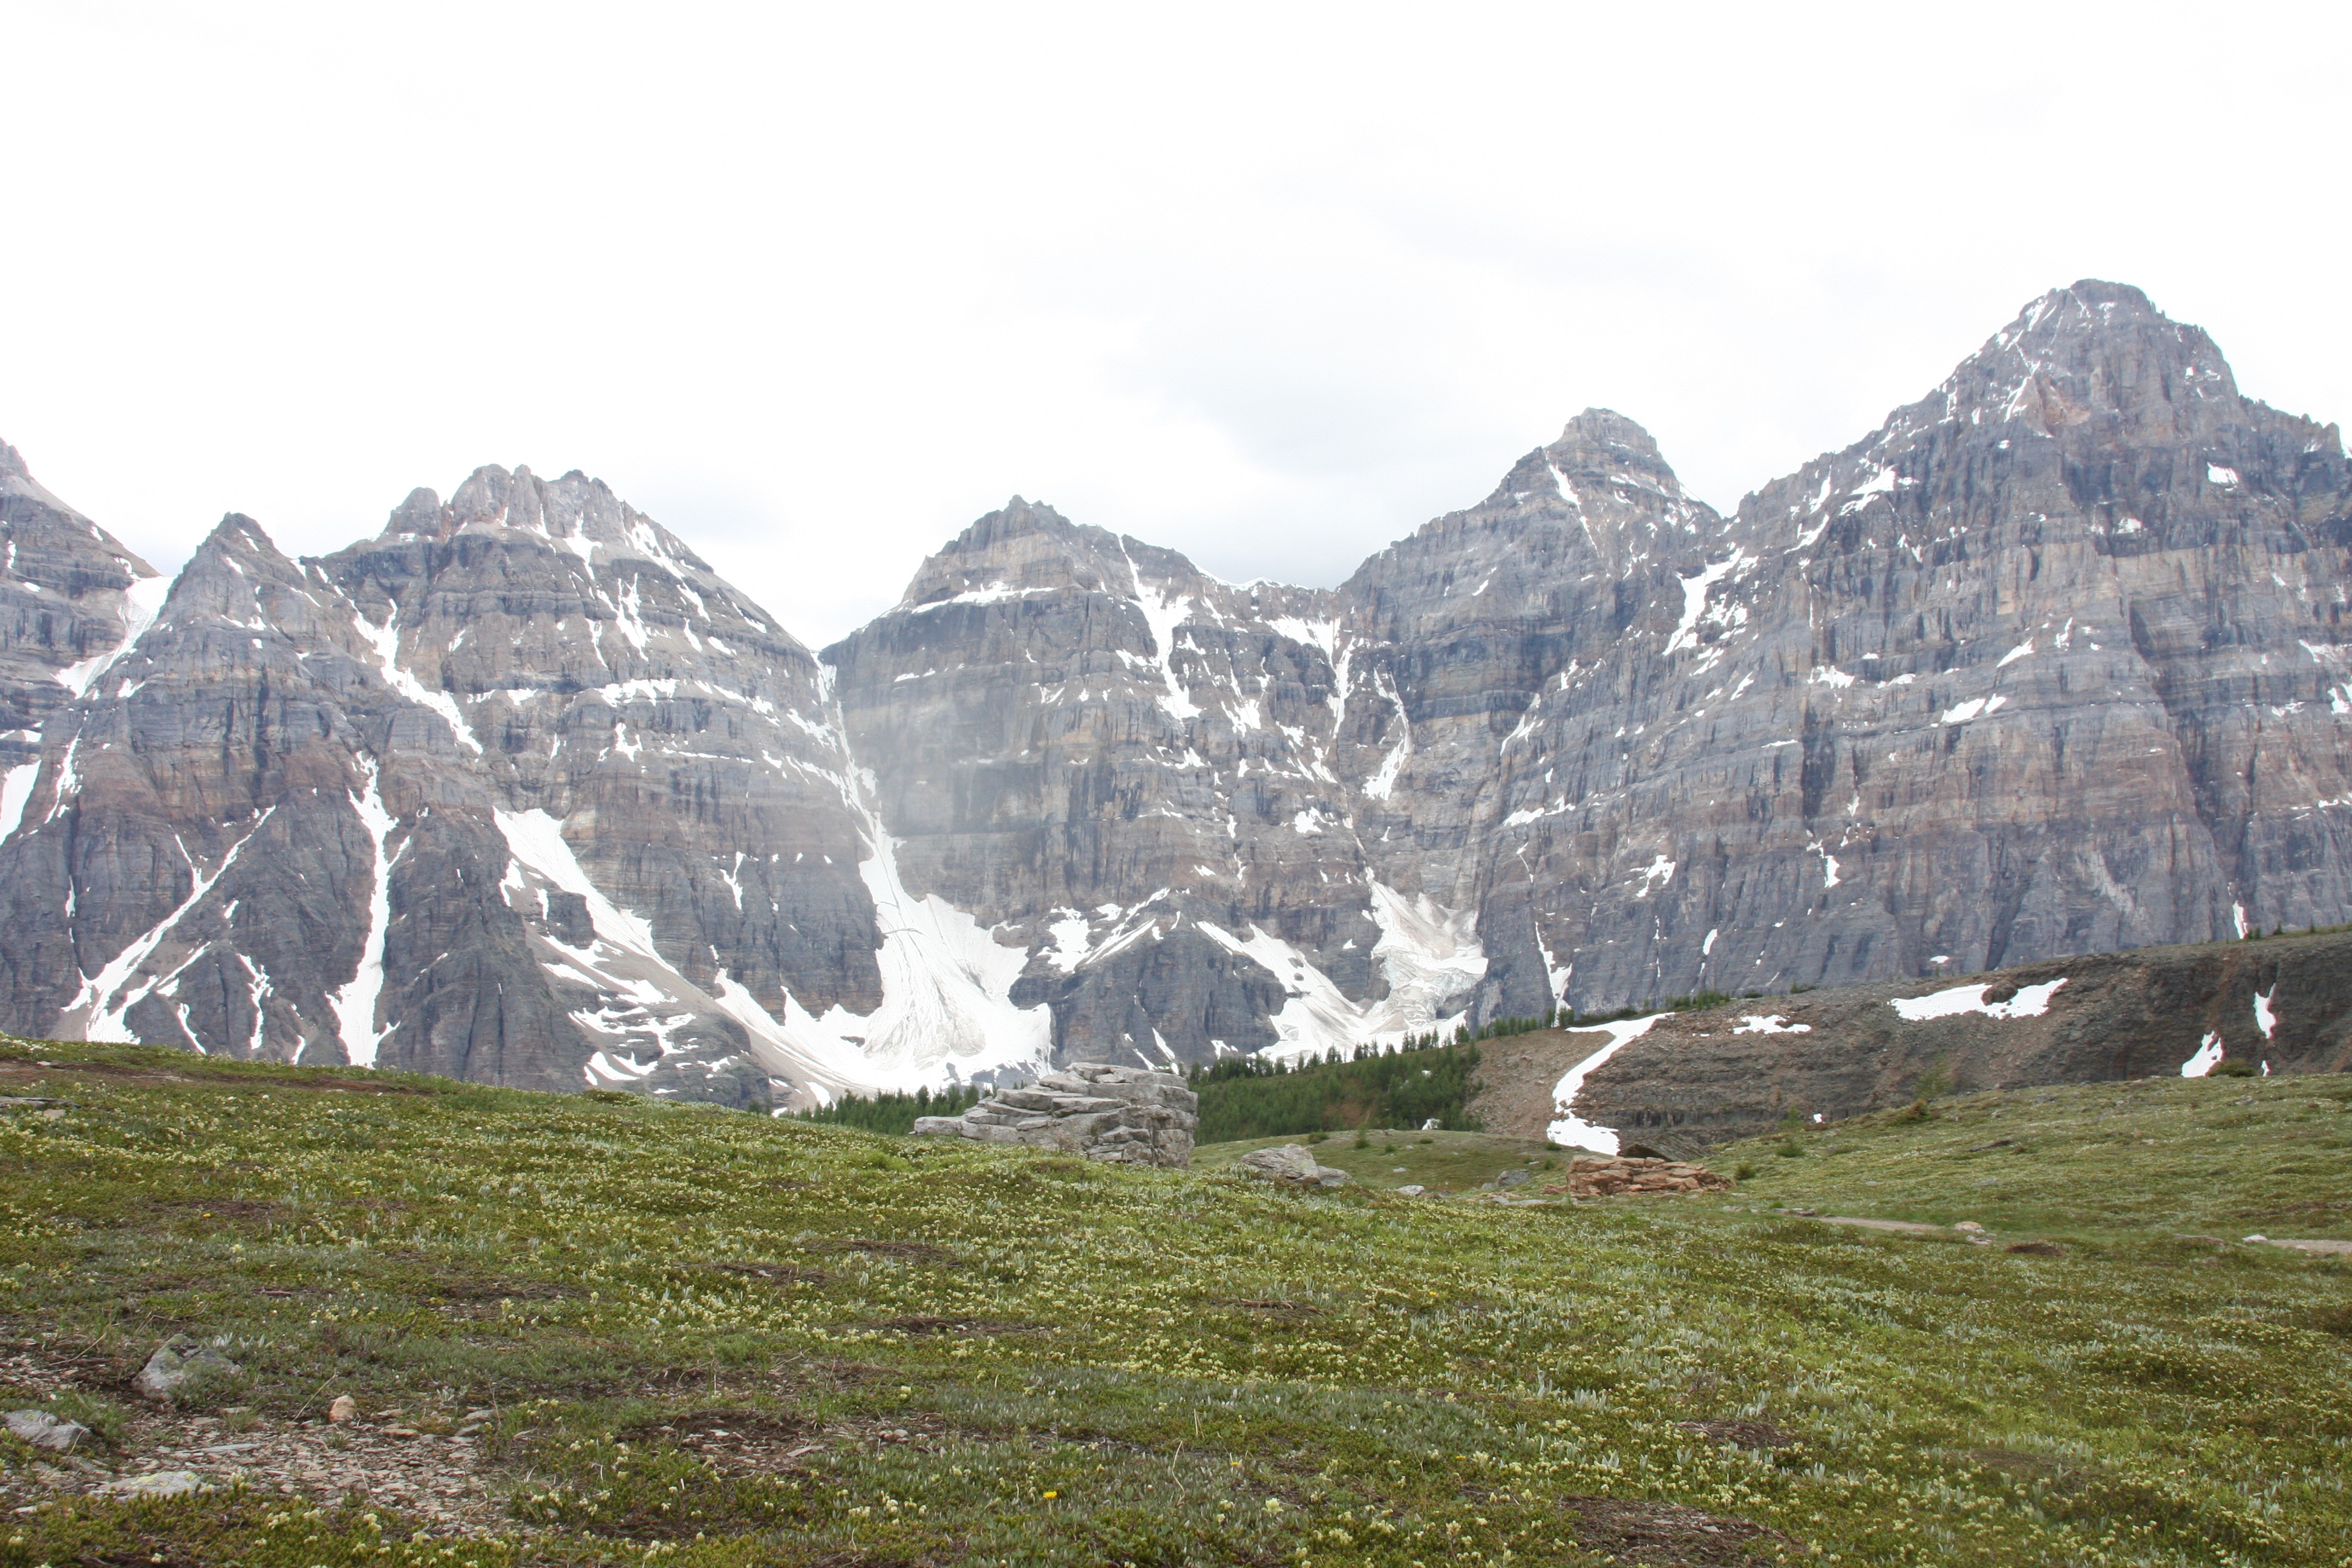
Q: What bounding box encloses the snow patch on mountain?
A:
[1546,1013,1672,1154]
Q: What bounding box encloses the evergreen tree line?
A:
[789,1083,983,1135]
[1186,1033,1489,1143]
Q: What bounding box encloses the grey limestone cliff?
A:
[4,278,2350,1104]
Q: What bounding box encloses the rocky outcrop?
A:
[134,1335,241,1402]
[909,1061,1196,1164]
[1468,928,2352,1147]
[4,1408,91,1452]
[1552,1156,1733,1198]
[1233,1143,1349,1187]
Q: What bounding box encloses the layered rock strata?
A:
[1468,928,2352,1147]
[822,498,1486,1067]
[4,279,2351,1102]
[909,1061,1197,1164]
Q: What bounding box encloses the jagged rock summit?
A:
[2,279,2349,1109]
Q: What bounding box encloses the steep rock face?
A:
[0,475,883,1107]
[308,465,900,1094]
[0,511,589,1088]
[1463,283,2352,1015]
[1334,411,1734,1017]
[8,278,2352,1102]
[824,499,1486,1070]
[0,444,163,815]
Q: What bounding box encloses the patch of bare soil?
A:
[1566,1497,1794,1566]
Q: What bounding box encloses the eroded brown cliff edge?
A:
[1468,929,2352,1146]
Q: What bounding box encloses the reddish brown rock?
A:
[1550,1156,1733,1198]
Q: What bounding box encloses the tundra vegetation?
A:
[1,1036,2348,1566]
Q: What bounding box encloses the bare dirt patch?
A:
[706,1261,834,1287]
[1566,1496,1794,1565]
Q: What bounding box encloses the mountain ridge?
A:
[2,278,2347,1110]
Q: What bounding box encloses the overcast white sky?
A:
[7,2,2349,648]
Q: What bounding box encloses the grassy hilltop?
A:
[1,1037,2350,1567]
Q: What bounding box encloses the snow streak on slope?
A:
[822,807,1055,1088]
[1546,1014,1672,1154]
[1123,548,1200,723]
[71,809,278,1043]
[0,762,38,848]
[354,607,484,755]
[1889,978,2067,1022]
[494,806,872,1094]
[722,701,1055,1093]
[56,575,168,697]
[327,762,397,1067]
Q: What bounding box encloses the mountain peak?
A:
[1916,279,2239,442]
[899,496,1145,608]
[1544,409,1685,497]
[197,512,284,558]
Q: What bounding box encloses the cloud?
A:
[4,1,2347,645]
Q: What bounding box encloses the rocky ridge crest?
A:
[1,280,2347,1106]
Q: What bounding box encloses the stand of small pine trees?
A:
[790,1083,983,1135]
[1187,1031,1490,1142]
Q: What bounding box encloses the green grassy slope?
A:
[1719,1074,2352,1240]
[2,1038,2349,1567]
[1194,1127,1563,1193]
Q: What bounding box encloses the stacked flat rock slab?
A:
[1555,1157,1732,1198]
[909,1062,1197,1165]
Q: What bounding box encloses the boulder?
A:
[1235,1144,1348,1187]
[909,1063,1197,1166]
[98,1471,211,1498]
[1549,1155,1733,1198]
[4,1408,91,1452]
[133,1334,242,1402]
